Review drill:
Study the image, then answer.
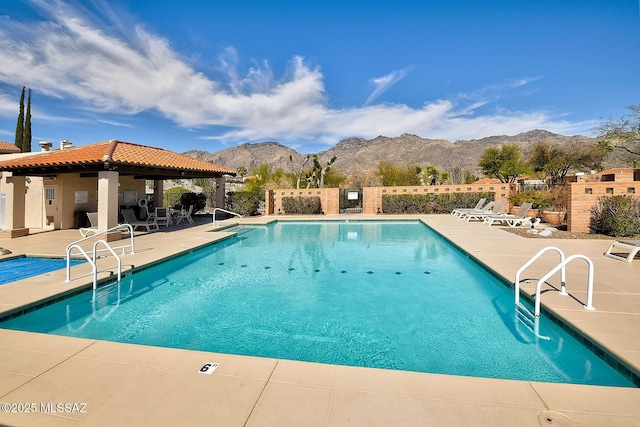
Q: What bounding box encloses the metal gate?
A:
[339,188,363,214]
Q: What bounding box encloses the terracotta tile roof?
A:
[0,141,21,153]
[0,140,235,177]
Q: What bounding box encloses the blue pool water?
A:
[0,256,84,285]
[0,221,634,386]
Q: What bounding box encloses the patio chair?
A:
[604,240,640,263]
[174,205,194,224]
[121,208,159,232]
[483,202,540,228]
[144,205,156,221]
[79,212,99,237]
[154,207,171,227]
[461,200,506,223]
[451,198,486,218]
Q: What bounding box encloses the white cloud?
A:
[0,0,593,151]
[364,68,412,106]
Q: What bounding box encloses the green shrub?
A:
[228,191,262,216]
[381,192,494,214]
[163,186,190,207]
[282,196,322,214]
[509,187,568,211]
[590,195,640,237]
[179,192,207,212]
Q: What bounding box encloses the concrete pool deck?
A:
[0,214,638,426]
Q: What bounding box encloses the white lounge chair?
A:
[457,201,495,220]
[604,240,640,262]
[121,208,159,232]
[483,202,540,228]
[79,212,99,237]
[461,200,506,222]
[451,198,487,218]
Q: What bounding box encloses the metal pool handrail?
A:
[514,246,566,306]
[212,208,242,228]
[514,246,595,318]
[533,254,595,317]
[65,224,134,287]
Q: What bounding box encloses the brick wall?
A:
[266,183,515,216]
[266,188,340,215]
[265,181,640,234]
[567,181,640,232]
[363,184,514,214]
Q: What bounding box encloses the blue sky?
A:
[0,0,639,154]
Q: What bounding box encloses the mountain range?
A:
[184,129,597,175]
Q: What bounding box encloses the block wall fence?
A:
[266,181,639,233]
[567,181,640,233]
[265,183,515,215]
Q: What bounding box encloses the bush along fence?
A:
[381,192,496,214]
[282,196,323,214]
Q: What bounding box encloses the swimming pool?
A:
[0,221,634,387]
[0,256,84,286]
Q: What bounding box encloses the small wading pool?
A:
[0,256,84,286]
[0,221,635,387]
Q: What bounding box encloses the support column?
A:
[98,171,119,233]
[153,180,164,208]
[0,172,29,238]
[215,177,225,208]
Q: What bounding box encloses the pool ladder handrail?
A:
[65,224,134,289]
[212,208,242,228]
[514,246,595,319]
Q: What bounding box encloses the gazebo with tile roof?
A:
[0,140,235,238]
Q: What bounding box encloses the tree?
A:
[246,163,286,194]
[321,167,347,188]
[595,104,640,166]
[289,154,311,189]
[305,155,337,188]
[163,186,190,207]
[345,164,381,187]
[14,87,24,152]
[528,140,609,185]
[528,141,572,185]
[478,143,528,183]
[23,88,32,152]
[376,161,421,186]
[416,165,444,185]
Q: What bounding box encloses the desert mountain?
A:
[184,130,597,174]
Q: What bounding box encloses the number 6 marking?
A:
[198,363,219,374]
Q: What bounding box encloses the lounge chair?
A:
[461,200,506,223]
[604,240,640,262]
[456,200,494,220]
[451,198,486,218]
[79,212,99,237]
[483,202,540,228]
[174,205,194,224]
[121,208,159,232]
